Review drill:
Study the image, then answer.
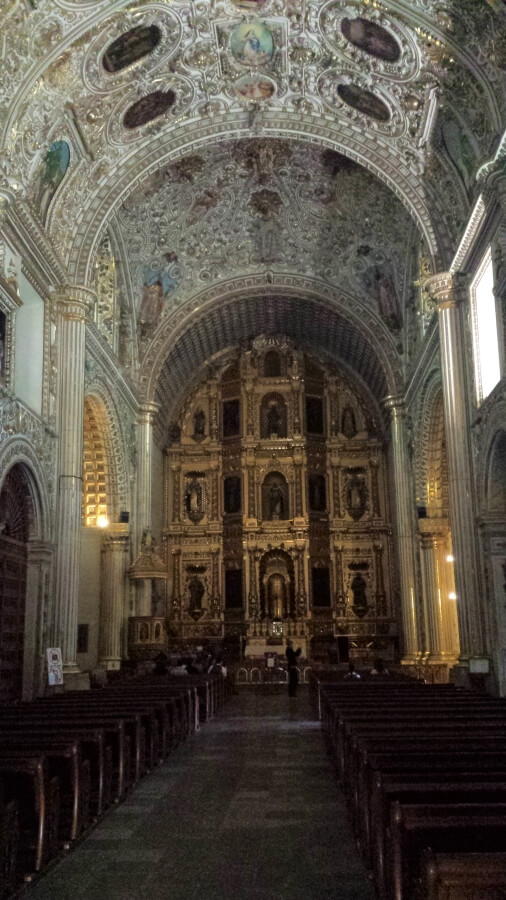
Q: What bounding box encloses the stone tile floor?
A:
[22,688,374,900]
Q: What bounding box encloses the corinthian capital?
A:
[53,284,97,321]
[424,272,468,310]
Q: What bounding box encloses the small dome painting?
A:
[341,17,400,62]
[103,25,162,73]
[230,22,274,67]
[235,74,275,101]
[338,84,390,122]
[123,90,175,128]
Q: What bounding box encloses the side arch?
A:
[83,380,132,525]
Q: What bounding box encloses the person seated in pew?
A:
[370,658,390,677]
[169,659,189,676]
[344,662,361,680]
[154,651,169,676]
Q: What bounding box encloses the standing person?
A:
[344,662,361,680]
[286,640,301,697]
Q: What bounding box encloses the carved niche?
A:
[184,472,207,523]
[343,468,368,520]
[260,393,287,438]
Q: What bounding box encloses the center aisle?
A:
[23,688,374,900]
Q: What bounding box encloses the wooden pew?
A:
[0,739,90,845]
[420,849,506,900]
[0,756,59,876]
[370,771,506,898]
[0,711,127,802]
[389,800,506,900]
[0,787,18,900]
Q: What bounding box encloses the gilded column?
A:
[426,272,487,661]
[373,543,387,617]
[53,284,95,671]
[136,401,159,616]
[419,531,445,662]
[248,548,259,619]
[99,524,130,670]
[383,396,420,662]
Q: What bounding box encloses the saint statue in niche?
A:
[269,483,285,520]
[341,405,357,439]
[267,401,281,436]
[193,409,206,440]
[185,479,204,523]
[345,471,367,520]
[351,572,368,618]
[309,474,326,511]
[189,576,205,611]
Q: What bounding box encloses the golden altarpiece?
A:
[165,336,395,658]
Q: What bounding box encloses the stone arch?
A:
[0,438,50,541]
[485,429,506,514]
[476,398,506,516]
[142,275,402,431]
[83,383,131,526]
[0,456,50,700]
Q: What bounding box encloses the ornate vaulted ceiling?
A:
[1,0,505,410]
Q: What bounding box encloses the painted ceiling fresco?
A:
[0,0,505,381]
[117,140,416,335]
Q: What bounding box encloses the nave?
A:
[22,688,373,900]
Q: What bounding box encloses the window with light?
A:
[470,247,501,404]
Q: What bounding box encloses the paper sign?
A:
[47,648,64,686]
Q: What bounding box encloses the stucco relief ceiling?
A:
[0,0,505,401]
[116,139,418,333]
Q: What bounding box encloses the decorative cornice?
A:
[449,194,486,274]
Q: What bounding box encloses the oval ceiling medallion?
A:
[235,74,275,101]
[123,90,175,128]
[337,84,390,122]
[341,17,401,62]
[230,22,274,67]
[103,24,162,73]
[231,0,268,8]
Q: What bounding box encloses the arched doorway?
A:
[0,465,31,701]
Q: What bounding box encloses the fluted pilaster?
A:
[99,525,130,669]
[426,272,487,660]
[383,396,420,661]
[136,402,159,616]
[53,284,96,670]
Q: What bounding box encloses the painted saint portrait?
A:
[338,84,390,122]
[341,17,400,62]
[123,90,175,129]
[230,22,274,68]
[33,140,70,222]
[309,474,326,512]
[138,265,178,332]
[362,263,402,331]
[102,25,161,73]
[235,75,275,102]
